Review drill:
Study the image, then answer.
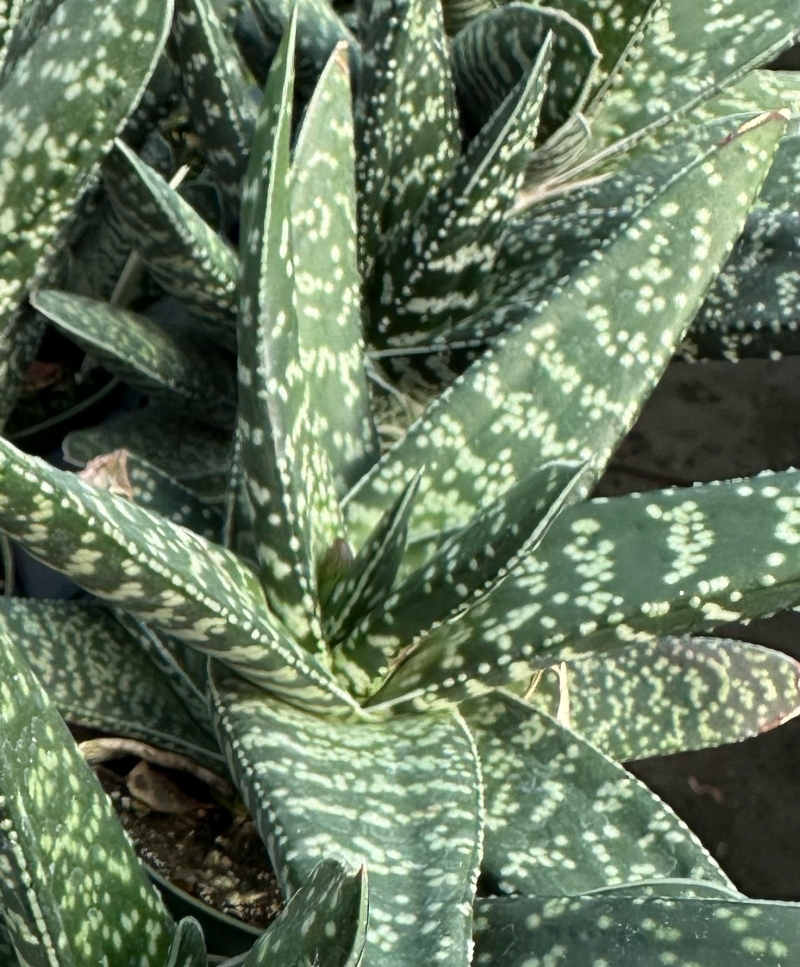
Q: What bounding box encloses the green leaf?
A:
[584,0,800,155]
[210,665,482,967]
[163,918,207,967]
[345,110,786,552]
[465,692,731,897]
[103,138,239,348]
[173,0,257,199]
[375,469,800,708]
[353,462,586,695]
[450,3,599,141]
[524,635,800,761]
[4,599,224,770]
[63,403,232,501]
[472,893,800,965]
[0,437,356,712]
[355,0,461,270]
[289,43,378,493]
[236,14,344,651]
[30,290,236,426]
[0,0,172,423]
[368,30,553,346]
[241,860,367,967]
[0,617,174,966]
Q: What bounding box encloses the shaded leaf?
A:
[524,635,800,761]
[0,437,356,711]
[465,692,731,897]
[0,618,174,966]
[473,893,800,966]
[31,290,236,426]
[164,918,207,967]
[210,665,482,967]
[241,859,367,967]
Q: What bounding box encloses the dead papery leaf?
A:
[125,760,209,813]
[78,449,134,499]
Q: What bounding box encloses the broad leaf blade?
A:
[465,692,731,897]
[473,893,800,965]
[525,635,800,761]
[345,110,786,551]
[103,138,240,346]
[0,437,356,711]
[31,290,236,425]
[0,620,174,966]
[290,43,378,493]
[210,665,482,967]
[0,0,172,423]
[242,860,367,967]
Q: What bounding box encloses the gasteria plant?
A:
[3,0,800,965]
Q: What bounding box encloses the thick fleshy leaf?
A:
[163,918,206,967]
[374,470,800,708]
[345,110,786,550]
[103,139,239,346]
[0,0,61,83]
[210,666,482,967]
[0,437,356,711]
[355,0,460,270]
[5,599,223,769]
[241,860,367,967]
[351,462,586,693]
[450,3,599,140]
[31,290,236,425]
[525,635,800,761]
[236,14,343,651]
[0,0,172,423]
[368,31,553,346]
[465,692,731,897]
[173,0,257,199]
[472,893,800,966]
[0,620,174,965]
[584,0,800,154]
[63,404,232,500]
[289,44,378,493]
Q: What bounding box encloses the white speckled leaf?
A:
[241,859,367,967]
[0,621,174,966]
[236,14,344,652]
[30,290,236,425]
[369,31,553,346]
[4,599,223,770]
[374,470,800,708]
[465,692,731,898]
[163,918,206,967]
[289,43,378,493]
[355,0,460,271]
[345,110,786,552]
[103,139,239,346]
[173,0,257,199]
[0,437,356,711]
[210,665,482,967]
[0,0,61,82]
[525,635,800,761]
[584,0,800,155]
[472,893,800,965]
[0,0,172,422]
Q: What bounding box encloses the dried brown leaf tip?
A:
[78,449,134,499]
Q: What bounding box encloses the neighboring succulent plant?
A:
[3,1,800,966]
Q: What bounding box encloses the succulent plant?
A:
[3,0,800,965]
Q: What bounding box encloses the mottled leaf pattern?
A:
[210,665,482,967]
[525,635,800,761]
[346,111,786,551]
[473,893,800,966]
[241,860,367,967]
[0,0,171,423]
[104,138,239,346]
[0,436,355,711]
[31,290,236,425]
[163,918,206,967]
[0,620,174,966]
[465,692,731,896]
[374,470,800,707]
[4,599,223,769]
